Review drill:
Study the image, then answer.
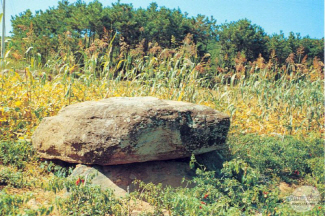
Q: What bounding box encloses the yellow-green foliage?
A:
[0,55,323,140]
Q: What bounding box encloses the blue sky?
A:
[2,0,324,38]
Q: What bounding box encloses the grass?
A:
[1,61,322,139]
[0,40,323,215]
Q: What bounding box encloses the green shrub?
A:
[56,178,127,216]
[0,140,36,169]
[228,134,323,182]
[0,191,29,215]
[23,205,54,216]
[132,158,281,215]
[0,167,29,188]
[42,175,68,194]
[39,161,73,178]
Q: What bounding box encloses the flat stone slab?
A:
[32,97,230,165]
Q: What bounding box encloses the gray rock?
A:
[32,97,230,165]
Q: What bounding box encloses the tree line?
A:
[9,0,324,68]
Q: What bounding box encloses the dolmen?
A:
[32,97,230,196]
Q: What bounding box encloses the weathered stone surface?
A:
[32,97,230,165]
[70,159,196,197]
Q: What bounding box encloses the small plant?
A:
[0,167,29,188]
[0,192,26,215]
[23,205,54,216]
[42,175,68,194]
[0,140,36,169]
[55,177,127,215]
[39,160,73,178]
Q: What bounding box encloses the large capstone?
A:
[32,97,230,165]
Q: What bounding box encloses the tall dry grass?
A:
[0,34,323,140]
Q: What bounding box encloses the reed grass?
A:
[0,44,323,140]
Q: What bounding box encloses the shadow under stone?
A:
[69,149,229,197]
